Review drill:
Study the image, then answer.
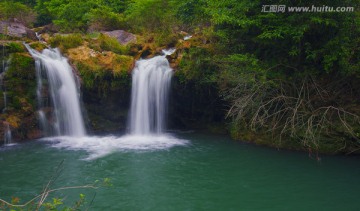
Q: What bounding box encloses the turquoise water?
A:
[0,133,359,210]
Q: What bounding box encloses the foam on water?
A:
[42,134,189,160]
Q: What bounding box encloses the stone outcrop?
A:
[36,24,60,34]
[102,30,136,45]
[0,21,36,40]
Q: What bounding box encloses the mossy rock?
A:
[5,53,37,108]
[6,42,26,53]
[6,115,21,128]
[1,51,40,141]
[49,33,83,51]
[66,45,133,96]
[29,42,48,52]
[68,45,134,72]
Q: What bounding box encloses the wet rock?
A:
[140,48,152,59]
[25,28,37,40]
[26,129,42,140]
[129,43,143,56]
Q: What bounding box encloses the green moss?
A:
[7,42,25,53]
[0,34,8,40]
[113,55,133,74]
[86,32,101,39]
[5,53,37,108]
[76,62,103,88]
[0,51,39,140]
[98,34,130,55]
[154,32,180,47]
[29,42,47,52]
[49,34,84,51]
[75,55,131,96]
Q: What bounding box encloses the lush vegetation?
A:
[0,1,36,27]
[1,0,359,153]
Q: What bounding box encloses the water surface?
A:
[0,133,359,210]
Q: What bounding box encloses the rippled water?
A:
[0,133,359,210]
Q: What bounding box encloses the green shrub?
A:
[0,1,36,27]
[125,0,178,34]
[46,0,96,32]
[85,7,127,32]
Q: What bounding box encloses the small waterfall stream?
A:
[1,44,12,145]
[25,44,86,137]
[129,49,174,135]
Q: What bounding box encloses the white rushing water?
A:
[3,122,12,145]
[1,45,12,145]
[25,44,86,137]
[184,35,192,40]
[43,135,188,160]
[129,49,174,135]
[28,46,188,158]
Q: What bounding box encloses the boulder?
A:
[102,30,136,45]
[0,21,36,40]
[36,23,60,34]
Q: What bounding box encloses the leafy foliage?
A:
[206,0,360,151]
[0,1,37,27]
[85,6,127,32]
[30,0,132,32]
[176,0,209,28]
[44,0,97,32]
[125,0,178,34]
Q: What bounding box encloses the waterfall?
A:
[1,44,12,145]
[3,122,12,145]
[36,48,188,159]
[25,44,86,137]
[129,49,175,135]
[0,47,9,112]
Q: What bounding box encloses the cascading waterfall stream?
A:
[1,44,12,145]
[25,44,86,137]
[129,49,175,135]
